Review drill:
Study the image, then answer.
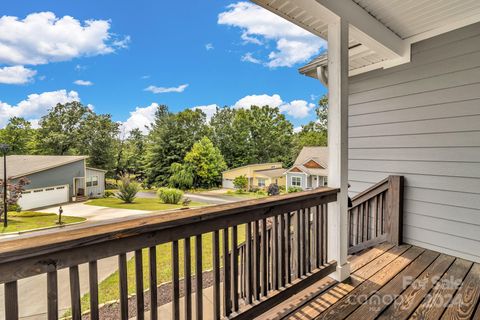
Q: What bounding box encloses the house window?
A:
[258,178,266,187]
[323,176,328,186]
[86,176,99,187]
[292,176,302,187]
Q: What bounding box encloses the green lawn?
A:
[225,190,268,199]
[85,197,206,211]
[0,211,85,233]
[75,224,246,315]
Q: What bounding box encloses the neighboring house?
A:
[222,163,286,189]
[0,155,106,210]
[285,147,328,191]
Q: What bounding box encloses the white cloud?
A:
[218,2,326,67]
[278,100,316,119]
[141,75,150,79]
[0,89,79,127]
[233,94,314,118]
[0,65,36,84]
[293,126,302,133]
[0,12,129,66]
[205,43,214,51]
[241,52,261,64]
[73,79,93,86]
[191,104,220,122]
[145,84,189,94]
[121,102,158,134]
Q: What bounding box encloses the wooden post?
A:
[326,16,350,281]
[386,176,404,245]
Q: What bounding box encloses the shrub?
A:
[8,203,22,212]
[267,183,280,196]
[287,186,303,193]
[233,175,248,191]
[256,189,267,196]
[248,186,260,193]
[158,187,184,204]
[182,197,192,207]
[116,176,140,203]
[104,190,115,198]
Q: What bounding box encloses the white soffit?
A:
[252,0,480,76]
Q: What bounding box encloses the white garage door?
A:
[222,179,234,189]
[18,185,69,210]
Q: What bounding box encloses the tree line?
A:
[0,97,328,189]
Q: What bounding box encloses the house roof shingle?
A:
[0,155,88,179]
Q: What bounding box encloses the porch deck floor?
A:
[257,243,480,320]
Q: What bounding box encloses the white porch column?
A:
[326,17,350,281]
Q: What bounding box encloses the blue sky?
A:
[0,1,327,132]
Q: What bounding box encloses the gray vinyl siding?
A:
[286,173,307,190]
[22,160,85,199]
[86,168,105,198]
[348,23,480,263]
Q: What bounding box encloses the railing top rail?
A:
[0,187,339,264]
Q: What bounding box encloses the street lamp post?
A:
[0,144,9,227]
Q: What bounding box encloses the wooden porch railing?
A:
[0,187,338,320]
[347,175,404,254]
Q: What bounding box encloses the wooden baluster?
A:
[356,205,361,245]
[306,208,311,273]
[231,226,239,312]
[184,237,192,320]
[286,212,291,284]
[88,262,99,320]
[378,193,384,235]
[272,215,278,290]
[279,213,286,287]
[135,250,145,320]
[253,220,260,300]
[261,219,268,297]
[149,247,158,320]
[195,235,203,320]
[315,205,321,268]
[47,271,58,320]
[372,196,378,238]
[222,228,231,317]
[212,230,221,319]
[364,201,369,242]
[295,210,301,279]
[118,254,129,320]
[245,222,252,304]
[323,204,328,263]
[319,205,324,266]
[301,209,307,276]
[69,266,81,320]
[5,281,18,320]
[172,241,180,320]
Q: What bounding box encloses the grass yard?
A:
[225,190,268,199]
[0,211,85,233]
[86,197,206,211]
[76,224,246,314]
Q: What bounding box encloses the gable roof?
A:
[294,147,328,168]
[254,167,286,178]
[0,155,88,179]
[222,162,282,173]
[287,147,329,176]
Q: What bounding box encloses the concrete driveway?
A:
[38,201,154,223]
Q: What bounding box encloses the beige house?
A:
[222,162,286,189]
[285,147,329,190]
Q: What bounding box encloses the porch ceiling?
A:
[252,0,480,76]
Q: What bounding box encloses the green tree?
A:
[144,106,210,186]
[36,101,91,155]
[76,113,119,170]
[233,175,248,191]
[183,136,227,188]
[0,117,34,154]
[211,105,294,168]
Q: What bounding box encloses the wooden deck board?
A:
[257,244,480,320]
